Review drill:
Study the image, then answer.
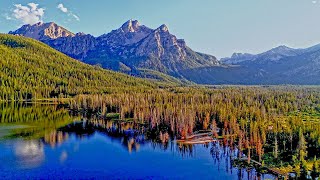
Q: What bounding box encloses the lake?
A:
[0,103,276,179]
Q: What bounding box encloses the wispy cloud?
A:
[4,13,12,20]
[57,4,68,13]
[12,3,45,25]
[57,3,80,21]
[72,14,80,21]
[312,0,318,4]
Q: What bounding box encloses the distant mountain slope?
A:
[221,44,320,66]
[220,45,306,65]
[0,34,159,100]
[210,44,320,85]
[9,20,219,78]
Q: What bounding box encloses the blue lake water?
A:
[0,104,276,179]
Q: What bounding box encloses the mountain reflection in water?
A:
[14,140,44,169]
[0,104,276,179]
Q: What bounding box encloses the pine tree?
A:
[311,157,319,180]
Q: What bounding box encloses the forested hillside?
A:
[0,34,158,101]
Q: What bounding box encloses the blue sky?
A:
[0,0,319,58]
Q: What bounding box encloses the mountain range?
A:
[218,45,320,84]
[8,20,320,85]
[9,20,219,78]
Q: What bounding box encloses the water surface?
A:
[0,103,276,179]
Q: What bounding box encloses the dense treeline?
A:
[0,103,75,139]
[67,86,320,177]
[0,34,158,101]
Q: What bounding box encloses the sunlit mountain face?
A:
[9,20,219,78]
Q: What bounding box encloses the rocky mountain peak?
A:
[34,22,44,26]
[121,19,141,33]
[157,24,169,32]
[220,52,255,64]
[43,22,75,39]
[231,53,247,58]
[76,32,87,36]
[269,45,293,53]
[98,20,153,46]
[274,45,290,49]
[260,45,300,60]
[9,22,75,40]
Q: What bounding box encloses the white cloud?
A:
[4,13,12,20]
[57,3,80,21]
[72,14,80,21]
[12,3,45,25]
[57,4,68,13]
[312,0,317,4]
[28,2,39,11]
